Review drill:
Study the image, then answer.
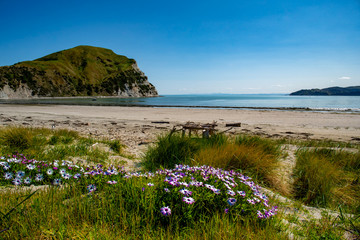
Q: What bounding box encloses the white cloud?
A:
[338,76,351,80]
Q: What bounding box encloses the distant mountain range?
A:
[0,46,158,99]
[290,86,360,96]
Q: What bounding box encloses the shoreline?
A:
[1,101,359,113]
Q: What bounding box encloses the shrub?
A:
[0,126,33,151]
[107,140,123,154]
[54,129,79,139]
[48,135,60,145]
[193,143,280,188]
[293,149,346,208]
[142,133,200,171]
[235,135,282,157]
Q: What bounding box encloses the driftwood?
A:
[151,121,170,124]
[225,122,241,127]
[181,121,217,138]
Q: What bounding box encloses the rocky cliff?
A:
[0,46,158,99]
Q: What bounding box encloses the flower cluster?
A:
[1,155,277,220]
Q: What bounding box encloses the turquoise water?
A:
[1,94,360,112]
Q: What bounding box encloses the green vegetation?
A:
[143,133,284,193]
[1,126,360,239]
[0,45,158,97]
[194,143,280,188]
[142,133,200,171]
[0,184,283,239]
[290,86,360,96]
[1,152,281,239]
[293,148,360,213]
[0,126,123,165]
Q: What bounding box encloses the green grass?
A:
[2,127,360,239]
[0,127,34,151]
[0,172,351,240]
[194,143,281,190]
[290,138,359,149]
[0,188,284,239]
[143,133,284,192]
[142,133,200,171]
[0,159,284,240]
[0,126,124,166]
[293,148,360,213]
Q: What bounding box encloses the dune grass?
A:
[142,133,200,171]
[194,143,280,189]
[0,126,124,165]
[143,133,283,192]
[293,148,360,213]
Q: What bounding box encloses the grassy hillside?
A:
[290,86,360,96]
[0,46,158,97]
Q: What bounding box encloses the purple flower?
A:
[74,173,81,179]
[227,198,237,206]
[160,206,171,216]
[62,173,72,180]
[182,197,195,205]
[179,188,192,196]
[257,210,265,219]
[247,199,255,205]
[212,188,221,194]
[46,168,54,175]
[35,174,44,181]
[4,172,13,180]
[164,188,170,192]
[147,183,154,187]
[2,162,10,170]
[27,164,36,170]
[227,190,236,196]
[53,179,61,185]
[224,208,229,214]
[87,184,96,193]
[16,171,25,178]
[107,180,117,184]
[237,191,246,197]
[24,177,31,185]
[13,178,22,186]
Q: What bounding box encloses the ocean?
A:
[1,94,360,112]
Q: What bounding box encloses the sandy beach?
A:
[0,104,359,158]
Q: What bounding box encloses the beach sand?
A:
[1,105,359,158]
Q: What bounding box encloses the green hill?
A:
[0,46,158,98]
[290,86,360,96]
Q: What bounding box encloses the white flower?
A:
[24,177,31,185]
[35,174,44,181]
[27,164,36,170]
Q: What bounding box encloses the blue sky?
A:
[1,0,359,94]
